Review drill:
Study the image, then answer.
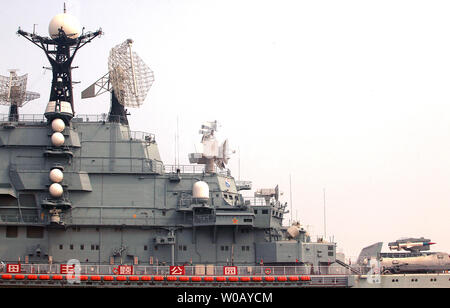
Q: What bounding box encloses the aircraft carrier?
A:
[0,7,448,289]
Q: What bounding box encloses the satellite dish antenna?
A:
[81,39,154,125]
[0,70,40,121]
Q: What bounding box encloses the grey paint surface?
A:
[0,118,335,268]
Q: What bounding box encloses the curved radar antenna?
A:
[81,39,154,125]
[0,70,40,121]
[109,39,154,108]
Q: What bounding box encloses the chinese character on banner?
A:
[169,266,185,275]
[223,266,237,275]
[118,265,133,275]
[60,264,75,274]
[6,264,21,273]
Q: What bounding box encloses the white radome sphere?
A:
[193,181,210,199]
[51,132,65,147]
[49,183,64,198]
[49,13,81,39]
[49,169,64,183]
[51,118,66,132]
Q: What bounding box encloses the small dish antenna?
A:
[81,39,154,124]
[0,70,40,121]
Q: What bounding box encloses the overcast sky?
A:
[1,0,450,259]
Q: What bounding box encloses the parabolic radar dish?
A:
[0,71,40,107]
[108,39,154,108]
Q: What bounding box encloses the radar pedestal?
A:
[108,90,128,125]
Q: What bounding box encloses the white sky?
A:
[1,0,450,259]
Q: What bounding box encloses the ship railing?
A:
[177,196,192,208]
[244,197,268,207]
[244,197,287,209]
[310,276,350,286]
[0,113,112,123]
[8,158,163,175]
[0,215,48,224]
[165,164,230,176]
[0,114,46,122]
[193,214,216,224]
[72,114,130,124]
[72,114,108,123]
[236,181,252,191]
[0,264,369,276]
[129,131,156,143]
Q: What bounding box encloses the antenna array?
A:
[82,39,154,124]
[0,70,40,120]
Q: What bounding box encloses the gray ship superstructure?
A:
[0,9,336,271]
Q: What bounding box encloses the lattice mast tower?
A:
[17,4,102,124]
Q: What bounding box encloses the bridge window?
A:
[6,226,18,238]
[26,226,44,238]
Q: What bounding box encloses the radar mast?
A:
[17,5,102,124]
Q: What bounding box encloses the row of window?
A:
[253,209,283,218]
[224,194,238,201]
[59,244,100,251]
[59,244,152,251]
[254,209,269,215]
[220,246,251,251]
[6,226,176,237]
[177,245,252,252]
[6,226,43,238]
